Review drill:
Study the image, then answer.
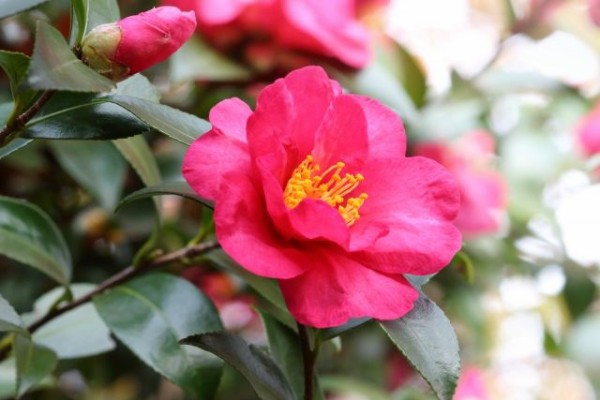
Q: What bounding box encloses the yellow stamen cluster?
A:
[283,155,368,226]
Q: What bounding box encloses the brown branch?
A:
[0,90,55,147]
[0,240,219,361]
[298,323,316,400]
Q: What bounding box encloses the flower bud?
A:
[81,6,196,81]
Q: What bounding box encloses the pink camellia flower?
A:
[414,131,507,237]
[183,66,461,328]
[81,6,196,80]
[589,0,600,26]
[453,367,489,400]
[162,0,370,69]
[576,103,600,157]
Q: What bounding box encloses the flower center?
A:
[283,155,368,226]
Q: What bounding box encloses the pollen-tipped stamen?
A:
[283,154,367,226]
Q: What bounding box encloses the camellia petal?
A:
[161,0,371,69]
[413,131,507,237]
[277,0,370,68]
[247,66,340,181]
[215,171,312,279]
[279,248,419,328]
[351,156,462,275]
[312,95,369,173]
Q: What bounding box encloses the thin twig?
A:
[0,90,55,147]
[0,240,219,361]
[297,323,316,400]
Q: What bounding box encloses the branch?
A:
[0,240,219,361]
[298,323,317,400]
[0,90,55,147]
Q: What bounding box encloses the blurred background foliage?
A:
[2,0,600,399]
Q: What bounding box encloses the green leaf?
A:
[112,135,161,188]
[0,139,32,160]
[207,251,293,326]
[103,95,211,145]
[261,313,305,400]
[0,0,51,19]
[395,46,427,109]
[380,294,460,400]
[113,74,161,102]
[71,0,120,46]
[170,36,252,82]
[14,334,57,398]
[0,103,32,159]
[181,332,295,400]
[0,294,27,335]
[0,196,71,284]
[24,285,115,359]
[113,134,163,264]
[26,21,115,92]
[321,318,370,341]
[94,273,223,399]
[0,359,17,399]
[23,88,151,141]
[118,181,213,212]
[0,51,30,98]
[49,140,126,210]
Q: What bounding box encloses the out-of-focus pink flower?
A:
[576,103,600,157]
[81,6,196,80]
[453,367,489,400]
[181,267,265,341]
[162,0,370,69]
[589,0,600,26]
[414,131,507,237]
[183,66,461,328]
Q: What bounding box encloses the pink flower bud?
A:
[81,6,196,80]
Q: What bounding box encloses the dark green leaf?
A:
[113,74,160,102]
[112,135,161,187]
[49,140,126,210]
[24,91,150,140]
[181,332,295,400]
[0,51,30,97]
[14,334,57,398]
[25,285,115,359]
[118,181,213,212]
[113,134,163,264]
[0,103,32,158]
[380,295,460,400]
[26,21,115,92]
[405,274,436,288]
[104,95,211,145]
[0,0,51,19]
[170,36,251,82]
[321,318,370,341]
[0,139,32,159]
[261,313,305,400]
[0,196,71,284]
[94,274,223,399]
[0,294,27,335]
